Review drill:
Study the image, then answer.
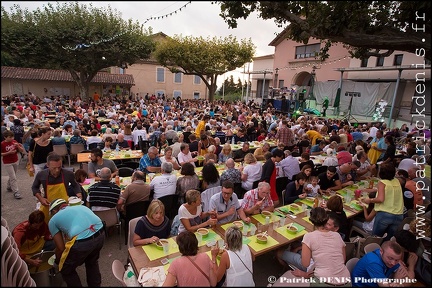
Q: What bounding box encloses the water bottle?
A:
[115,143,120,156]
[232,137,235,144]
[265,216,270,225]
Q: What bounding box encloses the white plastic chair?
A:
[93,208,122,250]
[201,186,222,213]
[53,144,71,166]
[128,217,141,249]
[112,259,127,287]
[364,242,381,254]
[346,257,360,274]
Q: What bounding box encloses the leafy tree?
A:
[214,1,431,60]
[1,2,155,100]
[154,35,255,102]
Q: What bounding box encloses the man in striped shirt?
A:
[87,167,121,212]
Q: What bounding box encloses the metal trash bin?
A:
[29,251,63,287]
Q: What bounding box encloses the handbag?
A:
[26,162,34,177]
[27,140,37,177]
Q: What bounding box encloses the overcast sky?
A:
[2,1,283,84]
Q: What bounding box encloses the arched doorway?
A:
[292,71,313,86]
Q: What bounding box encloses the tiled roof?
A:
[1,66,135,85]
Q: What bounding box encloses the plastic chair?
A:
[112,259,127,287]
[124,201,150,244]
[345,241,357,263]
[281,189,286,206]
[356,235,385,258]
[93,208,122,250]
[397,216,415,232]
[128,217,142,249]
[349,225,371,239]
[364,242,381,254]
[53,144,71,166]
[201,186,222,213]
[122,161,139,170]
[70,143,85,162]
[346,257,360,274]
[118,167,134,177]
[158,194,179,221]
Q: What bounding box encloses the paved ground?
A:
[1,157,284,286]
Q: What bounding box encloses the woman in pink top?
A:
[292,207,351,286]
[163,231,217,287]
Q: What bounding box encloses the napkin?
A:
[138,266,166,287]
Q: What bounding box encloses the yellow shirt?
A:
[195,121,206,137]
[375,178,404,215]
[306,130,323,146]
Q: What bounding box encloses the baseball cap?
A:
[49,198,67,213]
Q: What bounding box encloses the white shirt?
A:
[241,162,262,191]
[226,245,255,286]
[177,151,195,167]
[150,173,177,199]
[132,129,148,146]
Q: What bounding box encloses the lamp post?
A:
[274,68,279,88]
[309,66,316,100]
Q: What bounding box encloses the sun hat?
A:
[49,199,67,213]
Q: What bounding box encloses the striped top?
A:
[88,180,121,209]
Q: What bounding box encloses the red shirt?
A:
[12,221,52,260]
[1,140,19,164]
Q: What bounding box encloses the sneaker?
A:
[6,187,12,192]
[14,192,22,199]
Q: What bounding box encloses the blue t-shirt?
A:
[49,205,104,241]
[351,249,400,287]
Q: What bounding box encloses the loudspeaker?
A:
[298,93,305,101]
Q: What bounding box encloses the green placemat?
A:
[142,238,179,261]
[337,189,348,196]
[279,204,303,215]
[302,216,312,225]
[196,230,220,247]
[296,198,314,207]
[252,213,278,225]
[247,235,279,252]
[276,224,308,240]
[205,251,221,265]
[349,201,363,211]
[243,237,251,245]
[345,210,355,218]
[220,221,251,231]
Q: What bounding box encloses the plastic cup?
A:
[242,225,249,237]
[162,243,169,255]
[196,232,202,244]
[257,223,263,233]
[279,217,285,227]
[306,209,311,218]
[272,221,279,230]
[249,225,257,236]
[217,239,224,248]
[301,204,307,211]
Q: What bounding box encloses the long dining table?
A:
[128,184,364,276]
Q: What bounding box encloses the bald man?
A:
[87,167,121,211]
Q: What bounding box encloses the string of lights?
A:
[143,1,191,24]
[62,1,192,51]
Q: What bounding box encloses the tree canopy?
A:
[154,35,255,102]
[214,1,431,60]
[1,2,155,100]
